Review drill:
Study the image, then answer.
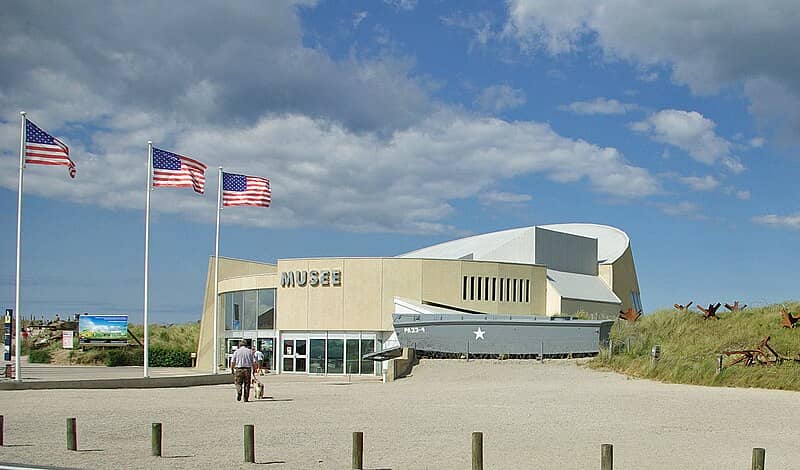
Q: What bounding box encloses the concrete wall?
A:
[534,227,598,275]
[610,246,641,312]
[561,298,620,318]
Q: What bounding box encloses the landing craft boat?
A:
[392,312,613,357]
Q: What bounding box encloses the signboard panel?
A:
[78,315,128,344]
[4,309,11,361]
[62,330,74,349]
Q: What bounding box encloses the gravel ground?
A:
[0,359,797,469]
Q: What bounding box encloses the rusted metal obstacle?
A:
[673,301,693,311]
[618,308,642,323]
[722,336,800,367]
[697,303,721,320]
[781,308,800,328]
[724,301,747,312]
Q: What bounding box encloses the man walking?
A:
[231,340,255,402]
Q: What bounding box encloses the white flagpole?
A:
[212,167,222,374]
[14,111,26,381]
[143,141,153,378]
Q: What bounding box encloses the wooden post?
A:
[716,354,724,375]
[472,432,483,470]
[751,448,765,470]
[244,424,255,463]
[0,415,4,446]
[151,422,162,457]
[352,431,363,469]
[66,418,77,451]
[601,443,613,470]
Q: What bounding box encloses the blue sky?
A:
[2,0,800,323]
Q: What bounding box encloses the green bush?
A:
[28,349,52,363]
[106,348,143,367]
[149,348,192,367]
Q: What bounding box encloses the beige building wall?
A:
[196,257,277,371]
[610,246,641,312]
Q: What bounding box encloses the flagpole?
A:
[143,141,153,378]
[212,167,222,374]
[14,111,26,381]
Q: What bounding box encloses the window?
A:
[360,339,375,375]
[513,279,517,302]
[243,290,258,330]
[257,289,275,329]
[224,288,276,331]
[631,292,643,312]
[477,276,482,300]
[525,280,530,303]
[346,339,360,374]
[327,339,344,374]
[492,278,496,301]
[484,277,490,301]
[309,339,325,374]
[224,291,244,331]
[499,278,504,302]
[506,278,511,302]
[470,276,475,300]
[462,276,468,300]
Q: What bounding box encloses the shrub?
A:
[106,348,143,367]
[28,349,52,363]
[149,348,192,367]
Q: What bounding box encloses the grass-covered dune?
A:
[589,303,800,391]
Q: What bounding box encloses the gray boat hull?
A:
[393,313,613,356]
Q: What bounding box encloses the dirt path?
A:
[1,360,796,469]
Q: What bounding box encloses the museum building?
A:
[195,223,642,375]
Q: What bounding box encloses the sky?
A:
[2,0,800,323]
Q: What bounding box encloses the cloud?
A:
[735,189,751,200]
[502,0,800,144]
[441,11,498,51]
[560,97,637,115]
[658,201,707,220]
[0,1,661,235]
[483,191,532,204]
[474,84,527,112]
[384,0,417,11]
[749,137,765,148]
[353,11,368,28]
[679,175,719,191]
[0,111,659,234]
[632,110,743,170]
[753,214,800,229]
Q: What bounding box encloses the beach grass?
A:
[589,302,800,391]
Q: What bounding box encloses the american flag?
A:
[152,147,207,194]
[222,172,271,207]
[24,119,76,178]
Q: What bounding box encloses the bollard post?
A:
[352,431,363,469]
[151,422,162,457]
[0,415,4,446]
[651,345,661,365]
[716,354,724,375]
[472,432,483,470]
[608,339,613,358]
[601,443,613,470]
[244,424,255,463]
[66,418,77,451]
[751,447,765,470]
[539,340,544,362]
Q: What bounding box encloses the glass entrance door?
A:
[257,338,275,371]
[282,339,307,373]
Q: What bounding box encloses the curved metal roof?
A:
[397,223,629,265]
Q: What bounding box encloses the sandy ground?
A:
[0,359,798,469]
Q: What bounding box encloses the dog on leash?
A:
[252,377,265,399]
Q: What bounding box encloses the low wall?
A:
[0,373,233,390]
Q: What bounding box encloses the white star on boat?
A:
[473,327,485,340]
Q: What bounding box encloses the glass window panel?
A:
[257,289,275,329]
[327,339,344,374]
[492,278,496,301]
[476,276,482,300]
[230,291,243,330]
[309,339,326,374]
[360,339,375,375]
[243,290,257,330]
[257,338,274,371]
[470,276,475,300]
[283,357,294,372]
[499,278,503,302]
[513,279,517,302]
[462,276,467,300]
[296,339,307,356]
[224,293,233,330]
[526,280,530,302]
[283,339,293,357]
[295,357,306,372]
[346,339,360,374]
